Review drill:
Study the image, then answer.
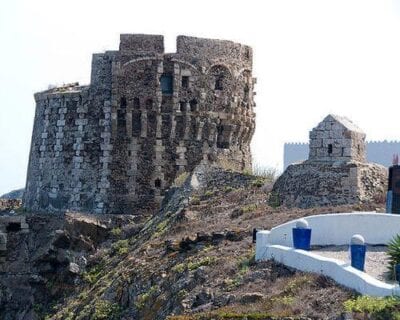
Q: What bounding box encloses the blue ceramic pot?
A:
[292,228,312,250]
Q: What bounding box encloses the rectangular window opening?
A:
[160,74,173,95]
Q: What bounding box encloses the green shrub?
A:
[252,163,279,183]
[83,263,104,284]
[387,234,400,279]
[268,192,280,208]
[110,227,122,237]
[204,190,215,198]
[172,256,216,273]
[344,296,399,316]
[190,196,201,205]
[92,300,121,319]
[241,204,257,213]
[251,178,265,188]
[135,285,159,309]
[111,239,129,255]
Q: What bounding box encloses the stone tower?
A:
[23,34,256,214]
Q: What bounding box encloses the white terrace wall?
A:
[262,212,400,248]
[256,212,400,296]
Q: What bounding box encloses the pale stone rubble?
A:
[272,114,387,208]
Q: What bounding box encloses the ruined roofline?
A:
[118,33,252,56]
[34,83,90,101]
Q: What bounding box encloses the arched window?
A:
[215,75,224,90]
[209,65,231,92]
[154,178,161,188]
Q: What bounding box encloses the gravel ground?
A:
[312,245,394,283]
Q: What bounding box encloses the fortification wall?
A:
[24,34,256,214]
[285,141,400,170]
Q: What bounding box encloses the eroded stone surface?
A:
[24,34,256,214]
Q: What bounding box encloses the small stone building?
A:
[272,115,387,208]
[309,114,366,163]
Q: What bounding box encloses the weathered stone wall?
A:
[272,162,387,208]
[24,34,256,214]
[308,115,366,163]
[272,114,387,208]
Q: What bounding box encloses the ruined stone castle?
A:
[23,34,256,214]
[272,115,387,208]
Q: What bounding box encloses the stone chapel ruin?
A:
[272,114,387,208]
[23,34,256,214]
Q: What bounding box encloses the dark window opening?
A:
[160,74,173,94]
[182,76,189,88]
[132,112,141,136]
[244,85,249,100]
[120,97,127,108]
[117,110,126,128]
[128,151,132,157]
[215,76,224,90]
[180,101,186,112]
[328,144,333,154]
[133,97,140,109]
[161,114,171,138]
[154,178,161,188]
[190,99,198,112]
[341,147,345,156]
[145,99,153,110]
[7,222,21,232]
[147,112,157,137]
[217,125,230,149]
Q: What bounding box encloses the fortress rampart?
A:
[23,34,256,214]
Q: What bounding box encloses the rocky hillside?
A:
[0,166,386,320]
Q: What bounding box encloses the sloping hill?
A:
[47,166,382,320]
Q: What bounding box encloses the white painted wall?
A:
[267,212,400,247]
[263,245,400,297]
[255,212,400,296]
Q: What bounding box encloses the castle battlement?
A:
[24,34,256,214]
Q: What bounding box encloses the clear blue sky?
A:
[1,0,400,195]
